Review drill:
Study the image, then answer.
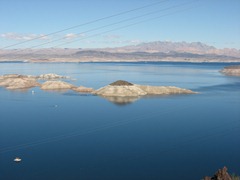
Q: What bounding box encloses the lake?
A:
[0,62,239,180]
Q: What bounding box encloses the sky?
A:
[0,0,239,49]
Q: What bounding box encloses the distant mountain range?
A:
[1,41,240,62]
[99,41,240,57]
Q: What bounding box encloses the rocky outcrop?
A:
[94,80,196,97]
[0,75,40,89]
[204,167,233,180]
[220,66,240,76]
[41,81,75,90]
[0,74,31,79]
[0,73,94,93]
[36,73,69,80]
[136,85,195,95]
[94,81,147,97]
[73,86,94,93]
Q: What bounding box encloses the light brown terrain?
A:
[1,41,240,63]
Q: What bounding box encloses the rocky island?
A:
[0,74,40,89]
[0,73,92,92]
[0,74,196,104]
[93,80,195,97]
[93,80,196,104]
[204,167,239,180]
[220,65,240,76]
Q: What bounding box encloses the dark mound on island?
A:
[109,80,133,86]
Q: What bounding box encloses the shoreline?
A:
[1,59,240,63]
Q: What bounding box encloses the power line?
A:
[1,0,170,49]
[28,1,192,49]
[52,3,198,48]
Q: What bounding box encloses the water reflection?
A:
[101,96,140,105]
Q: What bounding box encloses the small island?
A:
[0,73,93,92]
[220,65,240,76]
[94,80,195,97]
[0,74,196,104]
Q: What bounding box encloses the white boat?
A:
[14,157,22,162]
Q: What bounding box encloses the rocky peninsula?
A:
[220,65,240,76]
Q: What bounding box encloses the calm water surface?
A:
[0,62,239,180]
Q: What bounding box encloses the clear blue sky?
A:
[0,0,239,49]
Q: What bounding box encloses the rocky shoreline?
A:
[220,65,240,76]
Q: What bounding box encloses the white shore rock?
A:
[41,81,75,90]
[136,85,195,95]
[36,73,69,80]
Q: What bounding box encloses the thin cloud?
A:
[0,32,50,41]
[105,39,142,44]
[83,39,142,45]
[64,33,85,39]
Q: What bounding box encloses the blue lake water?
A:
[0,62,240,180]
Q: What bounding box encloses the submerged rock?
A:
[220,65,240,76]
[0,74,28,79]
[204,167,233,180]
[73,86,94,93]
[36,73,69,80]
[94,80,196,97]
[41,81,75,90]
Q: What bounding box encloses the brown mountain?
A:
[99,41,240,57]
[0,41,239,62]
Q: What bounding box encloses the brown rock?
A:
[0,76,40,89]
[204,167,232,180]
[109,80,133,86]
[220,65,240,76]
